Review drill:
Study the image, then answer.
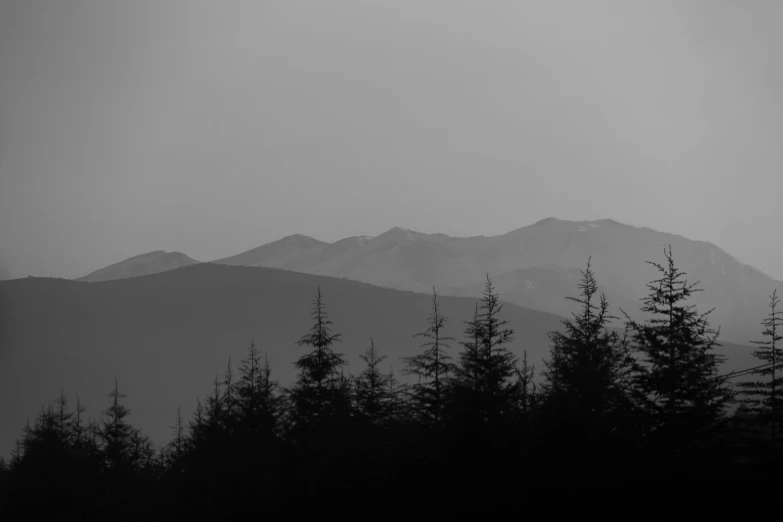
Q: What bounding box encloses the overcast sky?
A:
[1,0,781,280]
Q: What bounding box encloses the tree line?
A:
[1,246,781,517]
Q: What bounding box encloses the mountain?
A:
[211,234,328,267]
[210,218,783,344]
[0,263,563,457]
[77,251,198,282]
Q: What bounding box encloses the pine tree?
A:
[384,364,408,425]
[187,398,207,446]
[70,393,87,451]
[232,340,284,439]
[236,340,262,428]
[289,286,348,429]
[514,349,538,416]
[622,246,733,450]
[53,389,73,442]
[258,351,285,437]
[735,289,783,445]
[355,338,391,424]
[206,375,223,426]
[168,406,187,464]
[454,274,518,426]
[222,357,237,431]
[541,259,637,442]
[9,421,28,471]
[456,303,483,397]
[402,288,455,425]
[100,376,136,475]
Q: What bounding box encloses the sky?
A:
[0,0,781,281]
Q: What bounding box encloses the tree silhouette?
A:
[167,406,187,466]
[100,377,136,475]
[542,260,636,429]
[514,349,538,417]
[735,289,783,445]
[621,246,733,452]
[402,288,455,425]
[454,274,518,426]
[539,259,638,474]
[289,286,348,430]
[355,338,392,424]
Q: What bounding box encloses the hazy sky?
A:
[1,0,781,280]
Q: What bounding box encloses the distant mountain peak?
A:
[77,250,198,282]
[374,226,418,241]
[279,233,324,244]
[533,217,563,225]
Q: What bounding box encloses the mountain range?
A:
[179,218,781,344]
[4,216,773,457]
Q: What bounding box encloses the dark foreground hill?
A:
[0,263,757,457]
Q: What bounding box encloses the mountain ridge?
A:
[76,250,198,283]
[74,218,782,344]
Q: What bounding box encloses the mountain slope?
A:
[77,251,198,282]
[211,234,328,267]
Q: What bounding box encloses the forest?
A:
[1,246,781,517]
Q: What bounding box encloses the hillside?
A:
[210,234,328,268]
[77,251,198,282]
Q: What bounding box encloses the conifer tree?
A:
[258,351,285,437]
[168,406,186,464]
[454,274,518,426]
[384,364,408,425]
[236,340,262,426]
[54,389,73,442]
[456,303,483,396]
[402,288,455,425]
[100,376,136,474]
[735,289,783,444]
[514,349,538,416]
[222,357,237,431]
[289,286,348,429]
[541,259,637,442]
[206,375,223,425]
[70,393,87,450]
[355,338,391,424]
[187,398,207,446]
[87,417,101,454]
[622,246,733,449]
